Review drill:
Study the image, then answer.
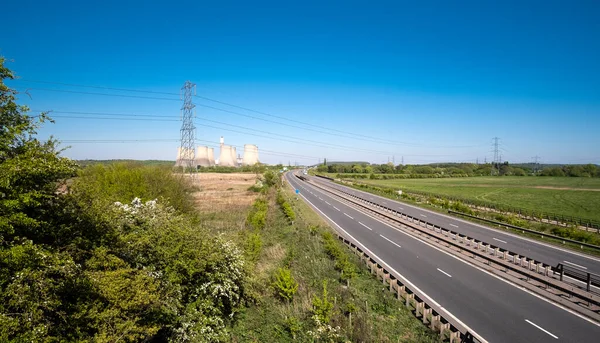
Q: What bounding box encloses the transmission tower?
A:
[178,81,197,174]
[491,137,500,175]
[532,155,541,174]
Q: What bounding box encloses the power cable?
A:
[16,80,485,148]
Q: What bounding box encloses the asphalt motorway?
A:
[308,176,600,276]
[286,172,600,342]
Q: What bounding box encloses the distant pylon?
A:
[491,137,500,175]
[177,81,197,174]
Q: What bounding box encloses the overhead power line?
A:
[16,79,484,149]
[43,110,464,158]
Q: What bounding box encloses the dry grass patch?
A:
[189,173,260,212]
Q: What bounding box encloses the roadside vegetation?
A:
[315,161,600,178]
[229,174,438,342]
[1,58,436,341]
[338,180,600,253]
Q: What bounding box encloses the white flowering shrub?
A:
[110,197,246,342]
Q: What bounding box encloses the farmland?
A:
[356,176,600,222]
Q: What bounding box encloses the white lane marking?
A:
[493,238,507,244]
[325,201,331,205]
[319,197,323,200]
[563,261,587,270]
[383,202,387,205]
[359,222,373,231]
[437,268,452,278]
[333,206,340,211]
[286,175,600,327]
[420,214,427,218]
[344,213,354,220]
[525,319,558,339]
[399,207,404,210]
[450,224,459,228]
[307,180,600,328]
[380,234,402,248]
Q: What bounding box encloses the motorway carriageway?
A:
[309,176,600,276]
[287,172,600,342]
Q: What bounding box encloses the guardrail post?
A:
[422,307,431,324]
[503,251,508,260]
[528,260,533,270]
[545,266,550,277]
[478,242,483,251]
[440,323,450,339]
[415,301,424,318]
[559,264,564,281]
[431,315,440,331]
[514,254,519,264]
[406,293,414,309]
[587,273,592,292]
[389,277,393,292]
[495,247,500,256]
[397,285,405,300]
[449,330,461,343]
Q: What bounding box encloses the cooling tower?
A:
[242,144,259,166]
[194,146,210,167]
[219,145,236,167]
[207,147,215,166]
[175,147,195,167]
[231,147,237,167]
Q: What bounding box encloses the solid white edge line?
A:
[493,238,508,244]
[330,179,600,264]
[293,176,600,328]
[380,234,402,248]
[563,260,588,270]
[525,319,559,339]
[437,268,452,278]
[286,174,489,343]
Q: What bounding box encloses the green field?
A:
[357,177,600,223]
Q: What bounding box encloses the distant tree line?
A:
[316,162,600,177]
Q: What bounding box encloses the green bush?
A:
[273,267,298,302]
[247,198,268,230]
[73,162,194,214]
[244,232,263,262]
[312,280,334,324]
[281,202,296,222]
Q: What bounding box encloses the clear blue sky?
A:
[3,0,599,165]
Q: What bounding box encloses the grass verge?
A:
[229,177,438,342]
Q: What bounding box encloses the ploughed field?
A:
[357,176,600,223]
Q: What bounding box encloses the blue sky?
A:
[3,0,599,165]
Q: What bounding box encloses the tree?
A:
[0,57,77,243]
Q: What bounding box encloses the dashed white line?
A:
[563,261,587,270]
[493,238,507,244]
[325,201,331,205]
[383,202,387,205]
[398,207,404,210]
[333,206,340,211]
[380,234,402,248]
[344,213,354,220]
[420,214,427,218]
[359,222,372,231]
[525,319,558,339]
[319,197,323,200]
[437,268,452,278]
[449,224,459,228]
